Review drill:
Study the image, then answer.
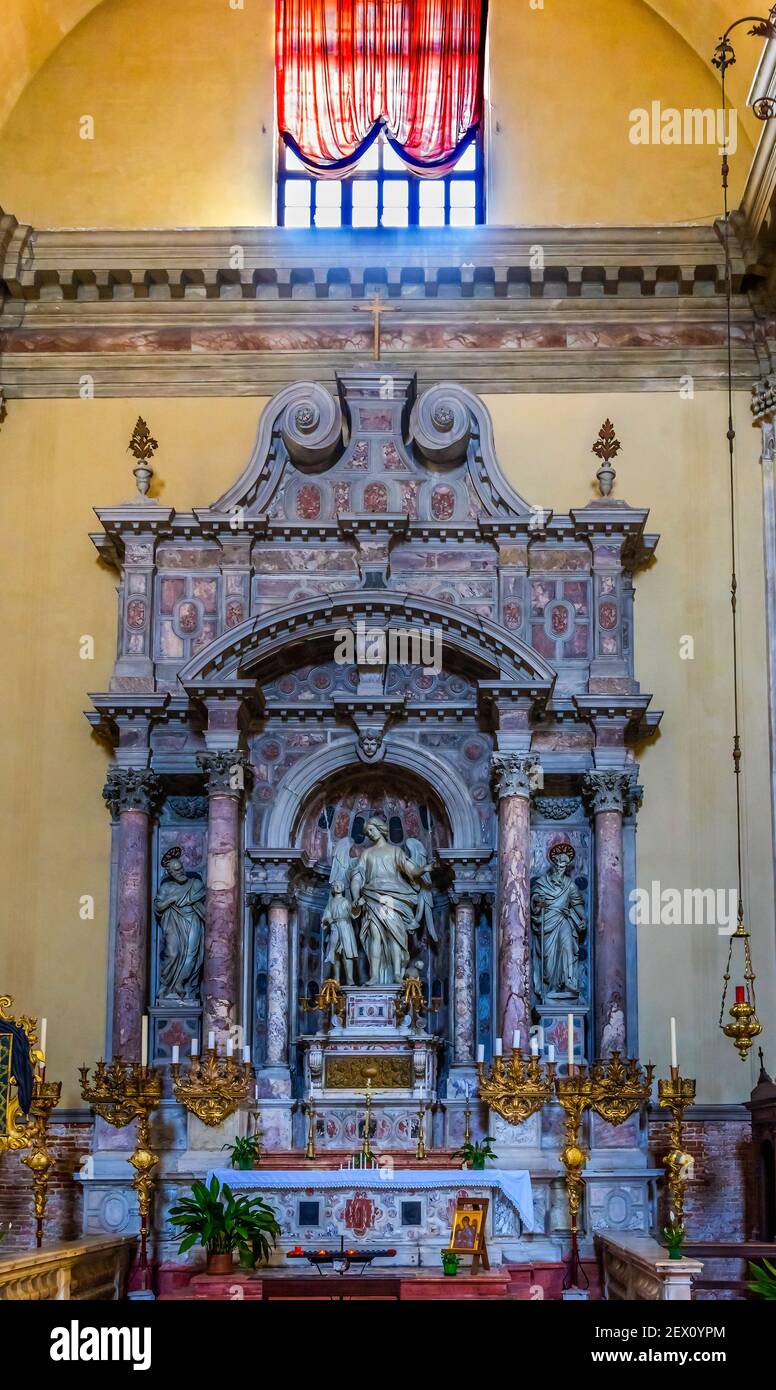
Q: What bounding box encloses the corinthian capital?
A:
[491,753,540,800]
[197,749,253,796]
[582,770,631,816]
[102,767,163,818]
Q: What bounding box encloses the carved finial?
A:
[127,416,158,498]
[592,418,621,497]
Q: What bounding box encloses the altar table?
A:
[208,1167,534,1232]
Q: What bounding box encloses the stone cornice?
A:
[0,217,767,396]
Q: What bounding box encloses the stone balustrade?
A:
[0,1234,136,1301]
[597,1233,703,1302]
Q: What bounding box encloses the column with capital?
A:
[492,754,538,1049]
[452,896,477,1067]
[197,750,250,1047]
[266,898,291,1072]
[583,770,632,1056]
[103,768,162,1059]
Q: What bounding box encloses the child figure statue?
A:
[322,882,358,986]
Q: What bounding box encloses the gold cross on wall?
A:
[353,292,394,361]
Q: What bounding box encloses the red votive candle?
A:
[735,986,746,1004]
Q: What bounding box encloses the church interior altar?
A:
[76,365,663,1275]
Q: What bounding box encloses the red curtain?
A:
[276,0,487,175]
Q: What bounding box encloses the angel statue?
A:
[343,816,435,986]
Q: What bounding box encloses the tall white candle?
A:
[39,1018,47,1060]
[548,1044,556,1063]
[254,1081,259,1101]
[476,1044,485,1064]
[171,1045,180,1065]
[243,1045,251,1064]
[141,1015,149,1068]
[567,1013,574,1069]
[191,1038,199,1057]
[494,1037,503,1056]
[207,1030,216,1052]
[530,1034,539,1058]
[226,1038,234,1058]
[538,1026,545,1051]
[512,1029,521,1051]
[670,1017,678,1071]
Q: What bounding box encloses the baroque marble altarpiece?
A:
[84,368,662,1258]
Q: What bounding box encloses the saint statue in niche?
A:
[327,817,436,986]
[530,841,586,1001]
[154,846,206,1001]
[322,881,358,985]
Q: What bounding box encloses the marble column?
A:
[197,750,249,1046]
[266,900,290,1068]
[452,898,476,1064]
[584,770,631,1056]
[103,768,161,1059]
[492,754,536,1047]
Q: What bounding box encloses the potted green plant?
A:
[168,1175,280,1275]
[441,1251,461,1277]
[451,1136,497,1171]
[222,1134,262,1170]
[661,1220,686,1260]
[747,1258,776,1299]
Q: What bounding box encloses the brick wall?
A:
[0,1117,94,1250]
[648,1115,755,1240]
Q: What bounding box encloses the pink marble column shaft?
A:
[453,899,476,1064]
[202,788,242,1043]
[112,808,151,1059]
[492,754,536,1048]
[266,901,290,1067]
[585,771,630,1056]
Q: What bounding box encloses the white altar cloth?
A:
[208,1167,534,1232]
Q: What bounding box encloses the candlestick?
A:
[477,1047,556,1126]
[670,1017,678,1072]
[415,1097,428,1161]
[171,1047,255,1127]
[657,1069,696,1230]
[304,1096,317,1161]
[20,1075,61,1248]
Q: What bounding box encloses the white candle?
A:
[243,1045,251,1064]
[226,1038,234,1058]
[494,1037,503,1056]
[538,1026,545,1051]
[141,1015,149,1068]
[208,1030,216,1052]
[39,1018,47,1060]
[567,1013,574,1069]
[171,1045,180,1065]
[464,1082,470,1099]
[476,1044,485,1064]
[530,1035,539,1057]
[191,1038,199,1057]
[254,1081,259,1101]
[548,1044,556,1063]
[512,1029,521,1051]
[670,1017,678,1071]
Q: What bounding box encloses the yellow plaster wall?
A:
[0,389,771,1106]
[0,0,757,229]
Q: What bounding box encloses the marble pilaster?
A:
[197,750,249,1047]
[452,898,476,1065]
[492,754,537,1048]
[266,900,291,1071]
[103,767,162,1058]
[583,770,630,1056]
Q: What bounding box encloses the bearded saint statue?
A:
[530,841,586,1001]
[154,846,206,1002]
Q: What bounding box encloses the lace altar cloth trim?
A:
[208,1167,534,1232]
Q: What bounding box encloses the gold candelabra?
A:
[304,1096,317,1160]
[20,1077,62,1248]
[415,1098,428,1160]
[589,1052,654,1126]
[361,1071,376,1161]
[302,978,346,1029]
[476,1049,556,1126]
[657,1069,696,1229]
[395,975,427,1029]
[170,1047,254,1127]
[79,1060,163,1280]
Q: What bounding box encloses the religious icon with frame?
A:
[444,1196,490,1272]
